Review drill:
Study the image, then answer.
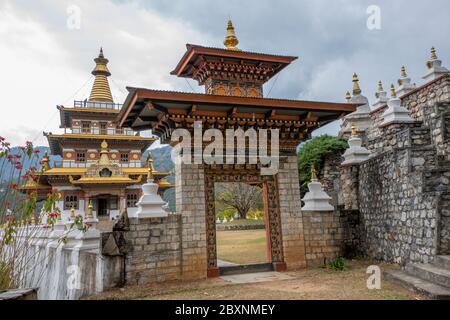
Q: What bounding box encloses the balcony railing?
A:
[53,161,143,169]
[73,100,122,110]
[63,128,140,136]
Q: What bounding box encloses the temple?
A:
[118,21,357,279]
[25,49,174,221]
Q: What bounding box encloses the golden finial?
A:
[401,65,407,78]
[351,123,358,137]
[89,47,113,103]
[41,151,50,172]
[431,47,438,60]
[224,20,240,51]
[311,165,318,181]
[87,200,94,218]
[147,154,154,182]
[345,91,352,102]
[30,215,35,225]
[390,84,397,98]
[70,206,76,219]
[101,140,108,151]
[352,73,361,95]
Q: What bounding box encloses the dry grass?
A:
[88,260,425,300]
[216,229,268,265]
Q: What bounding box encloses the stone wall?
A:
[124,216,182,285]
[277,155,307,270]
[439,193,450,254]
[302,211,343,267]
[175,162,208,280]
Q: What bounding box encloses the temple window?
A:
[81,121,91,133]
[100,122,108,135]
[64,195,78,210]
[120,152,129,163]
[76,151,86,162]
[126,193,138,207]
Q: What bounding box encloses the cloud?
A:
[1,0,450,142]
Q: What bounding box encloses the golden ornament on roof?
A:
[224,20,240,51]
[390,84,397,98]
[352,73,361,95]
[351,123,358,137]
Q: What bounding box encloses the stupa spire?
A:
[89,48,113,103]
[352,73,362,95]
[223,20,240,51]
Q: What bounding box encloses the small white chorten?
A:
[380,84,414,127]
[423,47,449,83]
[342,124,370,166]
[372,81,389,110]
[396,66,416,97]
[133,156,168,219]
[340,73,372,136]
[301,167,334,212]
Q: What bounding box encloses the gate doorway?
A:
[205,166,285,277]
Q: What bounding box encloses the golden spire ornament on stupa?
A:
[352,73,362,95]
[431,47,438,60]
[351,123,358,137]
[311,165,318,181]
[390,84,397,98]
[223,20,240,51]
[345,91,352,102]
[89,48,114,103]
[147,154,155,182]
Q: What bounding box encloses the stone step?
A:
[219,263,273,276]
[405,263,450,288]
[434,256,450,269]
[384,270,450,300]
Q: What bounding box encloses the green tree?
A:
[297,135,348,196]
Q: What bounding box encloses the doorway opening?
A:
[215,182,272,274]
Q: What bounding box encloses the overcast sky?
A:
[1,0,450,146]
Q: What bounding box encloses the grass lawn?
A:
[216,229,268,265]
[89,259,424,300]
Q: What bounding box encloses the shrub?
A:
[297,135,348,195]
[327,257,346,271]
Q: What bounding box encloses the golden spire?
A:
[401,65,407,78]
[351,123,358,137]
[147,154,155,182]
[345,91,352,102]
[41,151,50,172]
[223,20,240,51]
[70,206,76,219]
[87,201,94,218]
[390,84,397,98]
[431,47,438,60]
[89,48,113,103]
[352,73,361,95]
[311,165,318,181]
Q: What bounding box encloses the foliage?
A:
[215,183,263,220]
[0,137,86,291]
[327,257,346,271]
[297,135,348,195]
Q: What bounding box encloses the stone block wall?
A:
[175,162,208,280]
[124,216,182,285]
[439,193,450,254]
[277,155,307,269]
[302,211,343,267]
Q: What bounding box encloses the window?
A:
[81,121,91,133]
[100,122,108,135]
[76,151,86,162]
[126,193,139,207]
[64,195,78,210]
[115,127,123,135]
[120,152,129,163]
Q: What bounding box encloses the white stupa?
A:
[342,124,370,166]
[301,167,334,212]
[380,84,414,127]
[423,47,449,83]
[133,156,168,219]
[396,66,416,97]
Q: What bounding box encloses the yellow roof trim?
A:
[46,133,156,141]
[60,107,119,114]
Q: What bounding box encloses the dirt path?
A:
[88,260,424,300]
